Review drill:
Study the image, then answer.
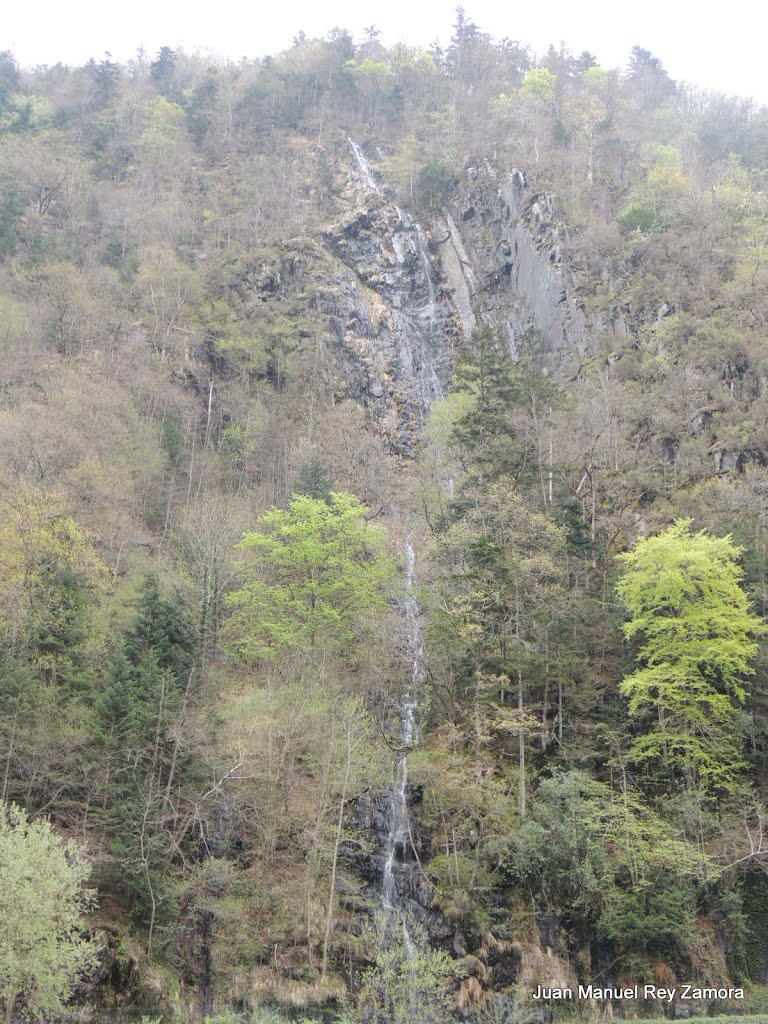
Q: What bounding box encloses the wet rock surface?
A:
[321,191,457,454]
[344,787,451,945]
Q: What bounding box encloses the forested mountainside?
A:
[4,13,768,1023]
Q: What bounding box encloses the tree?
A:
[359,913,459,1024]
[294,452,335,502]
[511,771,708,959]
[149,47,177,97]
[617,520,766,794]
[85,54,121,109]
[0,804,98,1024]
[0,486,106,689]
[450,325,528,497]
[123,574,196,683]
[626,46,675,108]
[226,492,396,661]
[0,52,20,117]
[434,483,567,815]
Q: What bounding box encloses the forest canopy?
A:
[2,11,768,1023]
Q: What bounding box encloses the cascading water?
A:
[382,538,424,918]
[379,538,425,998]
[348,136,382,193]
[348,139,447,424]
[381,698,417,913]
[393,215,444,417]
[346,141,440,971]
[347,142,447,959]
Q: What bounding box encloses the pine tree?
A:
[294,452,335,502]
[124,575,195,683]
[450,325,527,493]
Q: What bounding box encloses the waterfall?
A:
[381,698,417,912]
[348,139,448,422]
[380,536,425,984]
[382,536,424,919]
[346,143,445,957]
[348,137,382,194]
[391,206,444,418]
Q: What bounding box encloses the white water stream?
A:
[348,139,446,421]
[380,537,424,983]
[348,142,447,972]
[348,136,382,193]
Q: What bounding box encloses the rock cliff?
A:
[435,163,589,368]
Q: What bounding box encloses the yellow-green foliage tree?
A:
[0,803,98,1024]
[617,519,766,794]
[0,486,107,686]
[226,492,396,661]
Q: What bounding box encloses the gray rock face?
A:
[344,787,451,943]
[436,164,589,368]
[321,191,456,452]
[432,210,477,342]
[500,171,587,362]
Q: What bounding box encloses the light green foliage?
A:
[195,297,268,375]
[617,520,766,792]
[473,994,534,1024]
[346,58,394,84]
[412,741,516,929]
[521,68,556,101]
[582,66,609,89]
[416,391,474,528]
[227,492,396,660]
[0,486,107,686]
[359,914,460,1024]
[617,149,691,233]
[0,804,98,1023]
[139,97,184,154]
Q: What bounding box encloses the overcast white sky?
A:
[5,0,767,106]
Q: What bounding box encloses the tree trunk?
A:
[518,668,526,819]
[321,735,352,980]
[5,991,17,1024]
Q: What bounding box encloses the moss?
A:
[729,874,768,982]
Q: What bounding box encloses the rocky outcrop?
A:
[436,163,589,368]
[431,209,476,342]
[207,201,458,455]
[320,189,457,453]
[73,928,142,1009]
[343,786,451,941]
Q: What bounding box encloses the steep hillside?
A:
[2,23,768,1024]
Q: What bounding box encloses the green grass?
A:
[585,1018,768,1023]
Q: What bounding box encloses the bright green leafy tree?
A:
[359,913,460,1024]
[226,492,396,660]
[616,520,766,793]
[0,803,98,1024]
